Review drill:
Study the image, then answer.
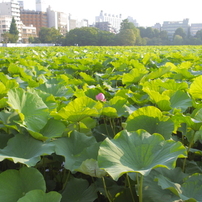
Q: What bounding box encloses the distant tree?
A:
[117,19,143,45]
[28,37,41,43]
[65,27,99,46]
[1,32,12,43]
[159,30,168,41]
[173,35,183,45]
[120,19,136,31]
[138,27,147,38]
[195,29,202,40]
[38,27,62,43]
[97,30,116,46]
[116,29,136,45]
[188,37,202,45]
[145,27,155,38]
[9,17,19,42]
[174,27,186,39]
[153,29,160,38]
[138,27,168,45]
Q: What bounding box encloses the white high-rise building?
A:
[0,0,23,41]
[36,0,48,12]
[47,6,68,35]
[95,10,122,33]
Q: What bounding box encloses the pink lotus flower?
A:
[96,93,106,102]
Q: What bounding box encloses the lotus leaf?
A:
[98,130,187,180]
[0,167,46,202]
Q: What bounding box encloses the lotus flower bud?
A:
[96,93,106,101]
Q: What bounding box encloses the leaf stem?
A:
[102,177,113,202]
[182,130,195,172]
[126,173,136,202]
[62,169,71,191]
[138,174,143,202]
[77,121,80,132]
[104,117,110,138]
[109,118,115,137]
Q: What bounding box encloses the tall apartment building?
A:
[36,0,48,12]
[95,10,122,33]
[18,1,24,10]
[68,14,76,31]
[47,6,68,35]
[190,23,202,36]
[47,6,58,29]
[161,18,189,39]
[57,12,68,35]
[68,14,88,31]
[0,0,23,41]
[20,10,48,35]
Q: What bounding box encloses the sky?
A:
[5,0,202,27]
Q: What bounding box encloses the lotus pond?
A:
[0,46,202,202]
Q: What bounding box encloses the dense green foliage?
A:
[1,46,202,201]
[3,18,202,46]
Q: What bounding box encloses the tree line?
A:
[3,18,202,45]
[33,19,202,46]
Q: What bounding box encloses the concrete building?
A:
[57,11,68,35]
[0,15,12,42]
[0,0,23,41]
[36,0,48,12]
[47,6,58,29]
[161,18,189,39]
[47,6,68,35]
[95,21,113,32]
[18,1,24,10]
[21,24,37,43]
[20,10,48,35]
[95,10,122,33]
[152,23,161,31]
[190,23,202,36]
[68,16,76,31]
[76,19,88,28]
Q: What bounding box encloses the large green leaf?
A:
[122,65,148,85]
[143,88,171,111]
[7,88,50,133]
[0,167,46,202]
[17,190,62,202]
[156,173,202,202]
[75,158,106,178]
[40,118,66,138]
[53,96,102,122]
[0,133,54,166]
[54,131,98,171]
[0,131,13,149]
[143,168,186,202]
[189,75,202,99]
[170,90,192,112]
[98,130,187,180]
[144,66,171,80]
[126,106,174,139]
[37,78,74,98]
[61,177,97,202]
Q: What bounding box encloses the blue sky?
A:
[7,0,202,27]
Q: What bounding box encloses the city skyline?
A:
[20,0,202,27]
[0,0,201,27]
